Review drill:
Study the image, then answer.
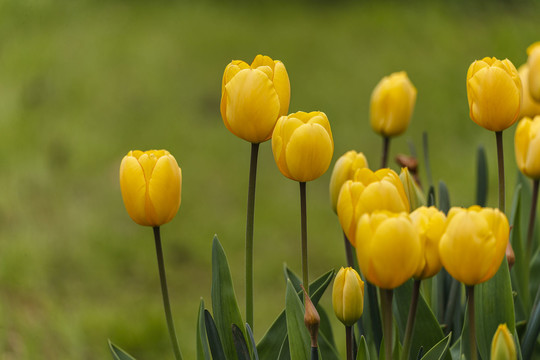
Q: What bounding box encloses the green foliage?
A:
[108,340,137,360]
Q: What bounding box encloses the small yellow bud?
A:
[332,267,364,326]
[329,151,369,213]
[515,115,540,179]
[518,64,540,118]
[490,324,517,360]
[527,42,540,102]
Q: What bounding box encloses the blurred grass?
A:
[0,0,538,358]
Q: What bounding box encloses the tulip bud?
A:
[410,206,446,279]
[515,115,540,179]
[119,150,182,227]
[518,64,540,118]
[337,168,409,245]
[491,324,517,360]
[439,206,509,286]
[271,111,334,182]
[370,71,417,137]
[355,211,421,289]
[302,286,320,348]
[399,167,425,211]
[332,267,364,326]
[466,57,522,132]
[329,151,369,213]
[220,55,290,143]
[527,42,540,102]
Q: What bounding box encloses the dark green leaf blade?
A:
[197,299,211,360]
[205,310,227,360]
[285,280,310,360]
[232,324,251,360]
[108,340,136,360]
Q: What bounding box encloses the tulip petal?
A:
[147,155,182,226]
[119,156,150,226]
[273,61,291,117]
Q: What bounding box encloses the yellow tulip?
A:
[410,206,446,279]
[439,206,509,286]
[119,150,182,227]
[490,324,517,360]
[337,168,409,245]
[355,211,421,289]
[515,116,540,179]
[370,71,417,137]
[332,267,364,326]
[271,111,334,182]
[220,55,290,143]
[329,151,369,213]
[518,64,540,118]
[527,42,540,102]
[466,57,522,132]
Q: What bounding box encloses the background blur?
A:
[1,0,539,358]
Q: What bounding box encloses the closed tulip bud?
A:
[271,111,334,182]
[355,211,421,289]
[467,57,522,132]
[332,267,364,326]
[370,71,417,137]
[399,167,425,211]
[337,168,409,245]
[515,116,540,179]
[410,206,446,279]
[518,64,540,118]
[528,42,540,102]
[120,150,182,227]
[439,206,509,286]
[329,151,369,213]
[491,324,517,360]
[220,55,290,143]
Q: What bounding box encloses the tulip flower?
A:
[528,42,540,102]
[439,206,509,286]
[491,324,517,360]
[332,267,365,326]
[329,150,369,213]
[410,206,446,279]
[220,54,290,144]
[355,211,421,289]
[337,168,409,245]
[466,57,522,132]
[272,111,334,182]
[370,71,417,138]
[515,116,540,179]
[119,150,182,227]
[518,64,540,118]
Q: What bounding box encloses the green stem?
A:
[495,131,505,212]
[381,136,390,169]
[401,279,421,360]
[343,231,355,268]
[527,179,539,257]
[380,288,394,360]
[300,181,309,295]
[245,142,260,330]
[153,226,183,360]
[467,285,477,360]
[311,346,319,360]
[346,325,353,360]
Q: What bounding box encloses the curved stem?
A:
[245,142,260,329]
[467,285,477,360]
[381,136,391,169]
[343,231,355,268]
[300,181,309,295]
[401,279,421,360]
[346,325,353,360]
[495,131,505,212]
[527,179,539,257]
[153,226,183,360]
[380,288,394,360]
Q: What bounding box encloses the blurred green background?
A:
[1,0,539,358]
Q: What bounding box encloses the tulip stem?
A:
[343,231,355,269]
[381,136,391,168]
[380,288,394,360]
[153,226,183,360]
[346,325,353,360]
[495,131,505,212]
[401,279,421,360]
[300,181,309,295]
[467,285,477,360]
[527,179,539,257]
[245,142,260,330]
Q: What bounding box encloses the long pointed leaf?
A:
[246,323,259,360]
[357,335,371,360]
[285,280,310,360]
[197,299,211,360]
[420,334,451,360]
[205,310,227,360]
[108,340,136,360]
[232,324,251,360]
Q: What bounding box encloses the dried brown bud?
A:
[302,285,320,348]
[506,241,515,270]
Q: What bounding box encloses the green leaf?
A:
[420,333,451,360]
[319,330,341,360]
[246,323,259,360]
[438,181,450,214]
[232,324,251,360]
[475,259,515,360]
[357,335,371,360]
[211,236,245,360]
[277,337,290,360]
[196,299,211,360]
[475,145,488,207]
[205,310,227,360]
[108,340,136,360]
[317,304,336,349]
[521,292,540,360]
[285,280,310,360]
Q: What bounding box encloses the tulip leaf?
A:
[438,181,450,214]
[427,186,436,207]
[285,279,310,360]
[521,286,540,359]
[196,299,211,360]
[475,145,488,207]
[232,324,251,360]
[108,340,136,360]
[211,236,245,360]
[277,337,290,360]
[394,280,446,360]
[475,259,515,360]
[246,323,259,360]
[420,333,451,360]
[317,304,336,350]
[319,330,341,360]
[357,335,371,360]
[205,309,227,360]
